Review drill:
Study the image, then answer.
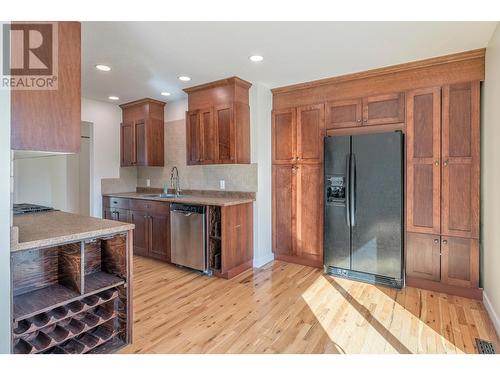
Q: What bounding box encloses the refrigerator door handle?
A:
[350,153,357,227]
[345,153,351,227]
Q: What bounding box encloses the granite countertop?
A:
[103,191,255,207]
[11,211,134,252]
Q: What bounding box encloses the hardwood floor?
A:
[120,256,499,354]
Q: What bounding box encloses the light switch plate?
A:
[146,179,151,187]
[220,180,225,190]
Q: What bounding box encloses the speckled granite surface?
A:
[103,191,255,207]
[11,211,134,252]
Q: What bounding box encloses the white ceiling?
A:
[82,21,498,104]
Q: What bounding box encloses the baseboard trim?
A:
[253,253,275,268]
[483,292,500,338]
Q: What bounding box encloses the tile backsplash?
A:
[103,119,258,194]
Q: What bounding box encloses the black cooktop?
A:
[13,203,56,215]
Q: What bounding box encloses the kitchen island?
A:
[11,211,134,354]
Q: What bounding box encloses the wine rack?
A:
[11,233,131,354]
[208,206,222,272]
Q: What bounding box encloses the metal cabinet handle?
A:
[356,119,361,123]
[443,160,449,166]
[433,239,439,244]
[434,160,439,166]
[442,239,448,245]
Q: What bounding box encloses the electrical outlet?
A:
[146,179,151,187]
[219,180,225,190]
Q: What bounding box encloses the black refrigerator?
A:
[324,131,403,288]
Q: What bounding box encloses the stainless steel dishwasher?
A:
[170,203,207,272]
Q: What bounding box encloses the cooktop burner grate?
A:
[13,203,56,215]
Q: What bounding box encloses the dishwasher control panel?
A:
[170,203,206,214]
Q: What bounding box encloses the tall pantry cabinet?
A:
[406,81,481,298]
[272,104,325,267]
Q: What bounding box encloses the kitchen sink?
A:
[140,193,185,199]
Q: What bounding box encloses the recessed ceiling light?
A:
[249,55,264,62]
[108,96,119,101]
[95,64,111,72]
[161,92,171,96]
[178,76,191,82]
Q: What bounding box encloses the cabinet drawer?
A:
[104,197,131,209]
[130,199,170,214]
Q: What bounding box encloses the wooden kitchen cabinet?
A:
[441,82,480,239]
[119,98,166,167]
[272,164,323,267]
[272,104,324,165]
[405,81,481,298]
[129,210,149,257]
[148,212,171,262]
[272,165,295,257]
[362,92,405,126]
[184,77,251,165]
[441,236,479,288]
[324,92,404,130]
[325,98,362,129]
[186,110,202,165]
[272,108,296,164]
[406,232,441,281]
[406,87,442,235]
[296,104,325,164]
[11,22,81,153]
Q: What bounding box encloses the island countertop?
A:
[11,210,134,252]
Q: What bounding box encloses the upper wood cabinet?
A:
[119,98,166,167]
[325,98,362,129]
[362,92,405,126]
[272,104,324,165]
[406,87,442,235]
[325,92,404,130]
[441,82,480,239]
[183,77,251,165]
[11,22,81,153]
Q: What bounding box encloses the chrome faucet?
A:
[170,166,181,197]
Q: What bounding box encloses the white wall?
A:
[14,156,70,210]
[250,83,274,267]
[482,22,500,335]
[81,98,122,217]
[0,21,12,354]
[165,98,187,122]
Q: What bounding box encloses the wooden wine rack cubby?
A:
[208,206,222,272]
[11,232,132,354]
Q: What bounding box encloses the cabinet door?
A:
[362,92,405,126]
[272,108,296,164]
[11,22,81,153]
[406,87,441,235]
[406,232,441,281]
[215,104,235,163]
[129,210,149,257]
[200,107,217,164]
[135,120,146,166]
[296,104,324,164]
[149,213,171,261]
[272,165,296,256]
[441,82,480,239]
[120,121,136,166]
[325,98,362,129]
[441,236,479,288]
[295,164,323,265]
[186,110,202,165]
